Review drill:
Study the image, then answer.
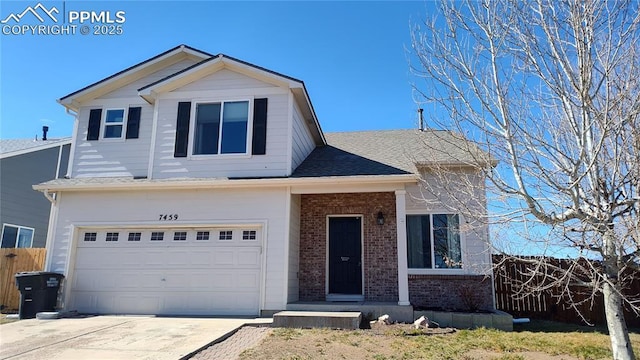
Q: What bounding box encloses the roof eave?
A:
[33,174,418,192]
[58,44,212,110]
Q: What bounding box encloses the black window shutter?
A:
[174,102,191,157]
[87,109,102,141]
[125,107,141,139]
[251,98,268,155]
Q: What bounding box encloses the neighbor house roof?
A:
[0,138,71,160]
[292,129,493,177]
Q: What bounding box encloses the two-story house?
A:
[34,45,494,318]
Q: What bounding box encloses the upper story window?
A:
[104,109,125,138]
[86,107,141,141]
[174,98,267,158]
[406,214,462,270]
[193,101,249,155]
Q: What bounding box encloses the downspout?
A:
[65,107,78,178]
[43,189,56,205]
[41,189,58,273]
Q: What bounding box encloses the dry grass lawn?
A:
[240,320,640,360]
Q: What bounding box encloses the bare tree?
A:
[410,0,640,359]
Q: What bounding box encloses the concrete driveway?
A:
[0,315,271,360]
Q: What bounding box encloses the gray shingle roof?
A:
[292,129,489,177]
[0,138,71,156]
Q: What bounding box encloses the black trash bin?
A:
[14,272,64,319]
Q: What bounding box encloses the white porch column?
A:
[395,190,410,306]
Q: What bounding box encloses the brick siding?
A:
[298,192,399,302]
[408,274,494,311]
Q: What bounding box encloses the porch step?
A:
[272,311,362,330]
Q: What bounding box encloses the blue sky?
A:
[0,1,430,140]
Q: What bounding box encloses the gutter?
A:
[43,190,56,204]
[33,174,418,193]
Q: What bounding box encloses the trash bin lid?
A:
[15,271,65,278]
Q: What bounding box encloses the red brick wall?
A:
[408,274,494,311]
[299,192,399,302]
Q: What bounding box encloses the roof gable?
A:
[58,45,212,111]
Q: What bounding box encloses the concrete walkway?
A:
[0,315,271,360]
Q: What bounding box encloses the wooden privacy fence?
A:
[493,255,640,328]
[0,248,46,311]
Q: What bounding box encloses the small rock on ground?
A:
[191,326,272,360]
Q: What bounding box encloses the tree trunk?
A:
[603,282,635,360]
[603,229,636,360]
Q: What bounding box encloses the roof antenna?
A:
[418,108,424,131]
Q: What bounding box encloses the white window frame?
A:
[188,97,254,158]
[102,108,127,140]
[406,212,465,275]
[1,224,35,248]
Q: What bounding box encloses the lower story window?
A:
[196,231,210,241]
[84,232,97,242]
[128,232,141,241]
[219,230,233,240]
[406,214,461,269]
[173,231,187,241]
[1,224,34,248]
[242,230,256,240]
[151,232,164,241]
[105,232,119,242]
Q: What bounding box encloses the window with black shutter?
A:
[87,109,102,141]
[252,98,268,155]
[174,102,191,157]
[125,107,141,139]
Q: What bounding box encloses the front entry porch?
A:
[286,301,414,323]
[297,192,409,305]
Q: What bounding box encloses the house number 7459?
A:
[159,214,179,221]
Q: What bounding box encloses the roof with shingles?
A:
[33,129,489,189]
[292,129,489,177]
[0,138,71,157]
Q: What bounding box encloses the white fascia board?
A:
[59,46,209,112]
[0,139,72,160]
[138,57,303,100]
[33,174,418,193]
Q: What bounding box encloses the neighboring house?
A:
[0,134,71,248]
[33,45,494,317]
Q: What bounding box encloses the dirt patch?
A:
[239,322,588,360]
[465,349,580,360]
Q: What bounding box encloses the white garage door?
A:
[71,227,262,316]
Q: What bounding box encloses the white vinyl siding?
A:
[47,187,289,313]
[175,68,276,92]
[404,171,491,276]
[69,59,202,178]
[152,70,290,178]
[72,104,152,178]
[287,194,301,303]
[291,100,315,172]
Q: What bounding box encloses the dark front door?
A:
[328,216,362,295]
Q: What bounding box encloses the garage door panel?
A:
[72,227,262,315]
[238,249,261,266]
[237,272,260,288]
